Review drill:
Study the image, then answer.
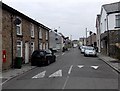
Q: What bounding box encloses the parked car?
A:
[80,46,87,53]
[31,49,56,66]
[84,46,97,57]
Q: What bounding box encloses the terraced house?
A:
[96,2,120,59]
[2,2,50,70]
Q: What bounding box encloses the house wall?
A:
[108,13,120,30]
[96,16,101,52]
[100,8,107,33]
[2,3,50,70]
[86,34,96,46]
[41,28,49,50]
[109,30,120,59]
[2,10,12,70]
[49,31,63,50]
[49,31,56,49]
[0,3,2,71]
[2,9,40,70]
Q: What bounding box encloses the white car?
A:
[84,46,97,57]
[80,46,87,53]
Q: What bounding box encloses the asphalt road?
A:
[2,48,119,90]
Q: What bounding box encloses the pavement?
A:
[98,53,120,73]
[1,63,36,85]
[1,51,120,85]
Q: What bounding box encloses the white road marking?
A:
[56,55,59,57]
[62,76,69,89]
[49,70,62,77]
[91,66,99,70]
[62,53,65,55]
[78,65,84,68]
[68,65,73,74]
[32,71,46,79]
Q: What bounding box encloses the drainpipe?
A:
[106,14,110,56]
[11,14,14,68]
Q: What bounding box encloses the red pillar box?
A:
[2,50,6,63]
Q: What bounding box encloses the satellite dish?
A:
[14,18,21,25]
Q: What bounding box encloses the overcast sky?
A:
[2,0,120,40]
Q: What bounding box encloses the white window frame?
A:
[39,28,42,39]
[16,22,22,35]
[31,42,34,54]
[46,42,48,49]
[46,31,48,40]
[17,40,23,57]
[31,24,34,38]
[116,15,120,28]
[39,41,42,50]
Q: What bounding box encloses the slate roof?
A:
[1,2,51,31]
[103,2,120,14]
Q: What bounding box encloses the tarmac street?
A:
[2,48,119,90]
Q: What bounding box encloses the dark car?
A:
[31,49,56,66]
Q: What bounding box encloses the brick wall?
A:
[87,33,97,46]
[109,30,120,59]
[2,10,12,70]
[2,10,40,70]
[2,5,50,70]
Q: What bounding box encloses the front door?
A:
[25,42,29,63]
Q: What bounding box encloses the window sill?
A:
[115,27,120,29]
[17,34,23,37]
[31,37,35,39]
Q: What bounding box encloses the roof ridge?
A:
[102,1,120,7]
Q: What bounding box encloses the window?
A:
[46,43,48,49]
[39,41,42,50]
[116,15,120,28]
[46,31,48,40]
[39,28,42,39]
[31,24,34,38]
[16,23,22,35]
[43,44,45,50]
[17,41,22,57]
[31,42,34,54]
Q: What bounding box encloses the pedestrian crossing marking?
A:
[32,71,46,79]
[91,66,99,69]
[78,65,84,68]
[49,70,62,78]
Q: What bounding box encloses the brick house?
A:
[86,33,97,47]
[97,2,120,59]
[2,2,50,70]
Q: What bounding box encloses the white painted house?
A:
[100,2,120,33]
[97,2,120,56]
[96,2,120,55]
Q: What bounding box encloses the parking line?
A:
[62,53,65,56]
[62,76,69,89]
[68,65,73,74]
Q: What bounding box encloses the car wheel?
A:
[84,54,86,57]
[46,60,50,65]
